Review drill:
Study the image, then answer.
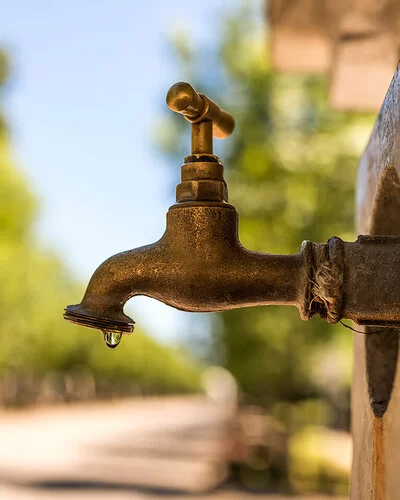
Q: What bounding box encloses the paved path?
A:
[0,486,345,499]
[0,397,344,499]
[0,485,344,499]
[0,396,233,498]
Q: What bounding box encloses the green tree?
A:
[159,1,374,490]
[0,50,201,404]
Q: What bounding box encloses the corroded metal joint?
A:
[309,237,344,324]
[305,235,400,328]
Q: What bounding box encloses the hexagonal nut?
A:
[176,180,228,202]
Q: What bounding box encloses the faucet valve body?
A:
[177,155,228,203]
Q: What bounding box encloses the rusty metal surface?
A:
[350,62,400,499]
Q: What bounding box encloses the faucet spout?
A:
[64,202,314,337]
[64,242,159,334]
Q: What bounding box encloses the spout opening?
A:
[64,305,134,334]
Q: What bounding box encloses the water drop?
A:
[103,331,122,349]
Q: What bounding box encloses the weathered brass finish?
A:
[192,122,213,154]
[64,82,400,341]
[166,82,235,139]
[176,157,228,203]
[64,203,312,334]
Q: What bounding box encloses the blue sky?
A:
[0,0,240,344]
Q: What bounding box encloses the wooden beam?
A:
[353,63,400,498]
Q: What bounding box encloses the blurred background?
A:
[0,0,390,497]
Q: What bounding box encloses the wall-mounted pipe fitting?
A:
[64,82,400,348]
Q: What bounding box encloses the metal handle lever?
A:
[166,82,235,139]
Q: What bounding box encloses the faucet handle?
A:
[166,82,235,140]
[167,82,232,203]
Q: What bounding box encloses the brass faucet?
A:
[64,82,400,348]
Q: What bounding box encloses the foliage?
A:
[161,0,374,407]
[0,50,202,405]
[159,0,374,491]
[289,425,350,495]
